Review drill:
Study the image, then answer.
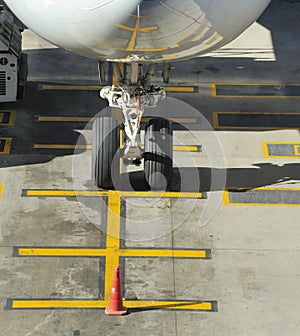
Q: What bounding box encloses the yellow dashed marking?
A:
[223,187,300,206]
[0,138,12,154]
[0,110,16,126]
[294,145,300,156]
[40,85,196,93]
[0,184,3,200]
[211,83,300,98]
[23,189,204,199]
[262,142,300,158]
[25,190,107,197]
[213,112,300,130]
[40,85,104,91]
[34,144,200,152]
[18,247,207,259]
[11,299,214,311]
[37,116,197,124]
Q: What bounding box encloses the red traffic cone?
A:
[105,266,127,316]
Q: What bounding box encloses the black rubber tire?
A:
[92,116,120,189]
[144,118,173,190]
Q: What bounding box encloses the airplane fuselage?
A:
[4,0,271,63]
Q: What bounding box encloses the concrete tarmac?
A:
[1,1,300,335]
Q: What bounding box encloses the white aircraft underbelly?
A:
[3,0,271,62]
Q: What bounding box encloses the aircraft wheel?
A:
[144,118,173,190]
[92,116,120,189]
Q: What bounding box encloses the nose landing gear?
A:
[92,62,173,190]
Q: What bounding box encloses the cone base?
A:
[105,307,128,316]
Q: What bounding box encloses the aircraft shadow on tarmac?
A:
[121,163,300,192]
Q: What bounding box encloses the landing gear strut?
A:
[92,62,173,190]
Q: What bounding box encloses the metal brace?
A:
[100,85,165,162]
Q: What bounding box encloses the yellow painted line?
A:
[211,83,217,97]
[141,145,200,152]
[105,191,122,300]
[10,299,214,311]
[40,85,195,93]
[120,191,203,199]
[125,300,213,311]
[223,187,300,206]
[0,184,3,200]
[0,138,12,154]
[211,83,300,98]
[40,85,104,91]
[18,248,107,257]
[11,300,107,309]
[164,87,195,93]
[23,189,203,199]
[0,110,16,126]
[34,144,91,150]
[38,116,93,122]
[25,190,107,197]
[142,117,197,124]
[222,189,231,206]
[120,249,207,258]
[37,116,198,124]
[173,145,199,152]
[213,112,300,130]
[17,248,207,259]
[262,142,270,158]
[34,144,199,152]
[262,142,300,158]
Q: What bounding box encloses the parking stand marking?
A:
[8,190,216,312]
[0,138,12,154]
[0,110,16,126]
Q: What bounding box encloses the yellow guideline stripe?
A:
[0,184,3,199]
[262,142,300,158]
[0,110,16,126]
[213,112,300,130]
[140,145,200,152]
[18,248,107,257]
[23,190,203,199]
[25,190,107,197]
[34,144,92,150]
[0,138,12,154]
[223,187,300,206]
[17,248,207,259]
[164,87,195,93]
[121,191,203,199]
[38,116,93,122]
[211,82,300,98]
[37,116,197,124]
[142,117,197,124]
[105,191,122,300]
[40,85,196,93]
[40,85,104,91]
[120,249,207,258]
[34,144,199,152]
[10,299,214,311]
